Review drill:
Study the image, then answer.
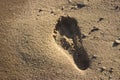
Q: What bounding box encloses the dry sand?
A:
[0,0,120,80]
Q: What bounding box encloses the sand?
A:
[0,0,120,80]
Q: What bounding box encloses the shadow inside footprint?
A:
[54,16,90,70]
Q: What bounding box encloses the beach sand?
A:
[0,0,120,80]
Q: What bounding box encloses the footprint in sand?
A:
[53,16,90,70]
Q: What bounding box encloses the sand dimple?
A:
[53,16,90,70]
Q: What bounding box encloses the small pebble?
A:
[114,6,120,10]
[109,75,112,80]
[98,62,101,65]
[81,34,87,39]
[115,40,120,44]
[91,27,100,32]
[89,26,100,34]
[71,3,86,10]
[113,38,120,47]
[99,67,106,72]
[71,6,78,10]
[61,7,64,10]
[50,11,54,14]
[91,55,97,59]
[38,9,43,12]
[108,68,113,74]
[76,4,86,8]
[98,18,104,22]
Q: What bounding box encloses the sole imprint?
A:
[53,16,90,70]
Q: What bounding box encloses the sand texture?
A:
[0,0,120,80]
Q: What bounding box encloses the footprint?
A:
[53,16,90,70]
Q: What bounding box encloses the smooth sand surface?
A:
[0,0,120,80]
